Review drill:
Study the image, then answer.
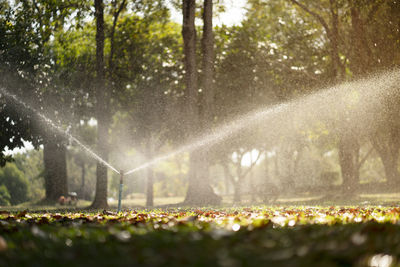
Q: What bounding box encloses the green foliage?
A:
[0,163,29,205]
[13,150,45,201]
[0,2,43,165]
[0,184,10,206]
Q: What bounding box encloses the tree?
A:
[182,0,221,205]
[91,0,110,209]
[222,148,263,202]
[43,135,68,201]
[14,149,45,201]
[67,122,97,200]
[1,0,92,203]
[344,1,400,186]
[0,185,11,206]
[287,0,365,195]
[29,0,90,203]
[0,163,29,205]
[0,1,43,166]
[98,0,178,207]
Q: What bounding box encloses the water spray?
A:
[117,170,124,213]
[1,69,399,210]
[0,87,120,174]
[122,70,400,176]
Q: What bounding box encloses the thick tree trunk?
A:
[92,122,109,208]
[338,136,359,195]
[233,181,241,203]
[182,0,197,120]
[372,135,400,186]
[201,0,214,123]
[185,151,221,205]
[43,138,68,202]
[350,6,372,76]
[182,0,220,206]
[381,155,400,186]
[329,0,345,80]
[92,0,109,209]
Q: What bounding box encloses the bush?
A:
[0,163,29,205]
[0,185,11,206]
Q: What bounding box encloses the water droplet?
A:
[232,223,240,231]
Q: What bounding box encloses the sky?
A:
[169,0,247,26]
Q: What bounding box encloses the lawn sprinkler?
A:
[117,170,124,213]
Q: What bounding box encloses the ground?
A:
[1,205,400,266]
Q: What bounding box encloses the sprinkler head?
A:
[120,170,124,183]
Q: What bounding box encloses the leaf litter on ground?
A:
[1,206,400,266]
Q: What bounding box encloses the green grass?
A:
[1,206,400,266]
[5,191,400,212]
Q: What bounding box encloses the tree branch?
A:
[367,0,385,24]
[242,150,263,179]
[222,161,235,185]
[108,0,126,75]
[357,146,374,171]
[288,0,332,40]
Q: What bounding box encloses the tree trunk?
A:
[371,135,400,186]
[348,3,400,188]
[43,138,68,202]
[182,0,221,206]
[80,162,86,200]
[182,0,197,123]
[185,151,221,205]
[381,155,400,186]
[233,181,241,203]
[92,0,109,209]
[223,163,231,194]
[146,140,154,207]
[250,176,256,202]
[328,0,360,196]
[338,136,359,195]
[201,0,214,124]
[146,167,154,207]
[329,0,345,80]
[350,5,372,76]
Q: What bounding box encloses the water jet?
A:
[0,87,120,174]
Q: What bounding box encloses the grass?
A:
[1,194,399,266]
[2,205,400,266]
[110,196,185,208]
[5,191,400,212]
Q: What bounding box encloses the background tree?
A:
[91,0,109,208]
[183,0,221,205]
[0,163,29,205]
[0,184,11,206]
[111,5,182,207]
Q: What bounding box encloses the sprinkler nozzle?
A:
[120,170,124,183]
